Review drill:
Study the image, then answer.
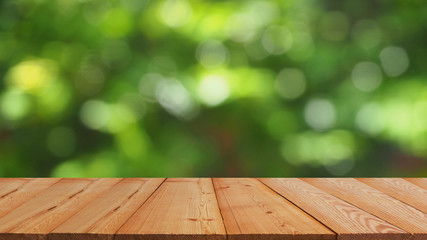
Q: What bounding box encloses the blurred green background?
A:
[0,0,426,177]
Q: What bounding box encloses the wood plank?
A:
[213,178,335,240]
[116,178,226,240]
[404,178,427,190]
[0,178,28,197]
[260,178,408,240]
[49,178,165,240]
[0,178,121,240]
[167,178,205,182]
[0,177,424,239]
[358,178,427,213]
[304,178,427,240]
[0,178,60,219]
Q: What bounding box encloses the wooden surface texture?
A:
[0,178,425,240]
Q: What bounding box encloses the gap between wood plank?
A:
[356,178,427,213]
[112,178,167,239]
[0,178,121,240]
[213,179,244,235]
[56,178,125,230]
[256,178,338,239]
[115,178,226,239]
[260,178,411,240]
[211,178,229,240]
[303,178,426,240]
[214,178,335,240]
[0,178,421,240]
[404,178,427,190]
[0,178,62,220]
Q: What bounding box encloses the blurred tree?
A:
[0,0,426,177]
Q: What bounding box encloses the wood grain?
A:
[166,178,204,182]
[0,178,28,197]
[116,178,226,240]
[0,178,425,240]
[304,178,427,240]
[50,178,165,240]
[213,178,335,240]
[260,178,409,240]
[0,178,121,240]
[358,178,427,213]
[0,178,60,219]
[404,178,427,190]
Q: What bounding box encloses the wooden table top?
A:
[0,178,425,240]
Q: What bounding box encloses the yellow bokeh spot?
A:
[6,59,57,94]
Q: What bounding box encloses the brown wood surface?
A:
[260,178,409,240]
[404,178,427,190]
[50,178,165,240]
[0,178,425,240]
[0,178,60,219]
[304,178,427,240]
[0,178,120,240]
[358,178,427,213]
[213,178,335,240]
[116,178,226,240]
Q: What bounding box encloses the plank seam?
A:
[211,178,228,240]
[112,178,167,240]
[67,178,129,234]
[45,178,123,239]
[1,178,62,215]
[257,178,339,239]
[213,178,244,235]
[18,178,62,204]
[0,179,41,231]
[404,178,427,190]
[355,178,427,214]
[300,178,412,237]
[404,178,427,191]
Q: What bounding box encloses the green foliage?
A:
[0,0,426,177]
